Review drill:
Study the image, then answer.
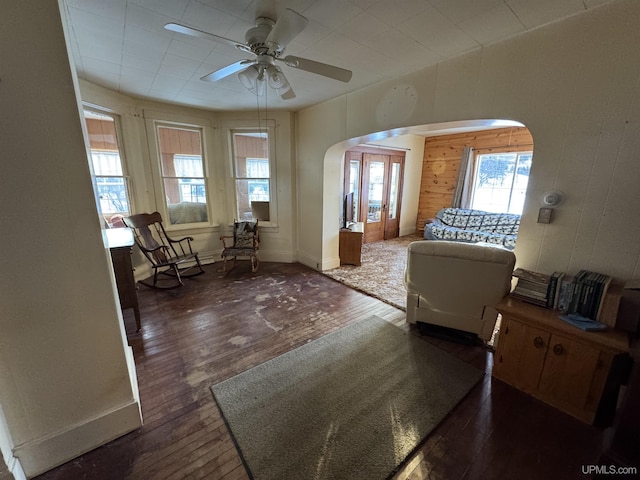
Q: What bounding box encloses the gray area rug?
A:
[212,315,483,480]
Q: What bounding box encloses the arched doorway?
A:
[323,119,532,270]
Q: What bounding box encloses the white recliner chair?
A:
[405,240,516,341]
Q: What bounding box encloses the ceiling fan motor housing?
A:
[245,17,276,55]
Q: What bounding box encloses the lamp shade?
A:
[267,65,289,90]
[238,65,259,89]
[238,65,265,96]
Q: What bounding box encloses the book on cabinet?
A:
[511,268,620,326]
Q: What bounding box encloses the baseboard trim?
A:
[132,249,298,282]
[296,251,321,271]
[13,400,142,478]
[258,251,296,263]
[2,454,26,480]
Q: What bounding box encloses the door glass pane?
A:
[388,163,400,220]
[348,160,360,222]
[367,161,384,223]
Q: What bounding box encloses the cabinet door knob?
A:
[553,343,564,355]
[533,336,545,348]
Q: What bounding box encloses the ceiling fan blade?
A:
[164,23,252,53]
[201,60,255,83]
[281,55,353,83]
[265,9,308,51]
[278,86,296,100]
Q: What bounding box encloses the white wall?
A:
[299,0,640,281]
[0,1,142,477]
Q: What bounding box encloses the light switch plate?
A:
[537,207,553,224]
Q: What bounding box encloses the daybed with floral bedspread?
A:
[424,208,520,250]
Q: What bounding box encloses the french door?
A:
[345,148,404,243]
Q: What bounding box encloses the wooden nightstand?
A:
[105,228,141,332]
[493,297,630,425]
[339,222,364,266]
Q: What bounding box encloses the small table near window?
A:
[105,228,141,332]
[339,222,364,266]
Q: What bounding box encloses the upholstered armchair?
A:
[404,240,516,341]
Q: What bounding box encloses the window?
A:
[470,152,532,214]
[347,159,360,222]
[157,125,208,224]
[388,162,400,220]
[231,130,271,221]
[174,155,206,203]
[83,109,131,226]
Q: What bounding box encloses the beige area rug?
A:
[212,315,483,480]
[323,234,423,311]
[323,234,501,348]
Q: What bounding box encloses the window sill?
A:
[165,223,222,236]
[225,221,279,232]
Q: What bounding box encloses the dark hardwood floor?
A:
[34,261,606,480]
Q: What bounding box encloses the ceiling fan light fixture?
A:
[238,65,266,96]
[267,65,288,90]
[256,75,266,96]
[238,65,258,89]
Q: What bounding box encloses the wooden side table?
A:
[339,222,364,266]
[493,296,630,425]
[105,228,141,332]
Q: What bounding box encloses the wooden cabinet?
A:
[493,297,629,425]
[106,228,141,332]
[339,222,364,265]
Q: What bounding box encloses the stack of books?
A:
[561,270,613,321]
[511,268,565,308]
[511,268,616,322]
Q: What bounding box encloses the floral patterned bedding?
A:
[424,208,520,250]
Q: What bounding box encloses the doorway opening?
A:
[344,146,405,243]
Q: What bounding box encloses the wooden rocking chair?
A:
[220,220,259,275]
[123,211,204,289]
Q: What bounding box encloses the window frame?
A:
[82,106,133,225]
[226,121,277,226]
[469,150,533,215]
[151,121,212,227]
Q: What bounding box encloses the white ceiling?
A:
[62,0,614,112]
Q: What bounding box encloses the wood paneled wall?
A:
[85,118,118,151]
[158,126,202,157]
[233,133,268,176]
[416,127,533,232]
[157,126,202,204]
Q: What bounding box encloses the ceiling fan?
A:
[164,3,353,100]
